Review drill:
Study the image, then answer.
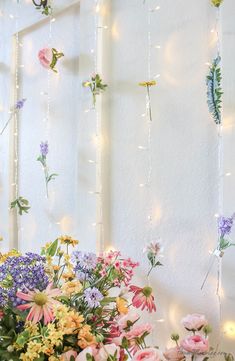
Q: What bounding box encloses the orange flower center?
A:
[33,292,48,306]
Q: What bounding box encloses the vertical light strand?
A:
[12,2,20,248]
[94,0,104,253]
[215,5,223,350]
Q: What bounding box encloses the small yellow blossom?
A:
[59,235,79,247]
[62,271,75,281]
[0,249,21,263]
[60,310,84,335]
[49,356,60,361]
[78,325,96,349]
[116,297,128,315]
[53,265,61,272]
[83,81,91,87]
[62,280,82,296]
[139,80,156,87]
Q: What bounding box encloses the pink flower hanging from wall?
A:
[38,47,64,73]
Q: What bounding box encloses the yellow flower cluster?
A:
[62,280,82,296]
[59,235,79,247]
[78,324,97,349]
[55,304,84,335]
[211,0,223,7]
[18,322,63,361]
[139,80,157,87]
[116,297,128,315]
[0,249,21,263]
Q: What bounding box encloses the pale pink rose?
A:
[76,346,98,361]
[96,344,120,361]
[117,311,139,330]
[61,350,78,361]
[180,335,209,354]
[38,48,53,69]
[132,348,161,361]
[163,347,185,361]
[181,314,208,331]
[125,323,153,339]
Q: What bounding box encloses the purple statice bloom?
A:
[40,141,49,157]
[84,287,103,308]
[15,98,26,109]
[218,214,235,237]
[72,251,97,271]
[0,253,48,308]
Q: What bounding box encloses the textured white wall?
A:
[0,0,235,356]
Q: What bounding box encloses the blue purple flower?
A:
[15,98,26,110]
[40,141,49,157]
[218,214,235,237]
[72,251,97,271]
[0,253,48,307]
[84,287,103,308]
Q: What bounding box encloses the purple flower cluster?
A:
[218,214,235,237]
[0,253,49,308]
[72,251,97,281]
[84,287,103,308]
[15,98,26,110]
[40,141,49,157]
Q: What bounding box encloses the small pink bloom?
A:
[76,347,98,361]
[132,348,161,361]
[0,309,4,319]
[16,283,62,324]
[180,335,209,354]
[117,311,139,330]
[130,286,156,313]
[125,324,153,355]
[163,347,185,361]
[61,350,78,361]
[181,314,208,331]
[38,48,53,69]
[96,344,120,361]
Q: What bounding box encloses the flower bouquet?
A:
[0,237,160,361]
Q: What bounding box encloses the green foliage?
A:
[206,56,223,125]
[83,74,108,106]
[32,1,52,16]
[10,196,30,215]
[211,0,223,7]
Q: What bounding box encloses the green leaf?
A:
[47,238,58,256]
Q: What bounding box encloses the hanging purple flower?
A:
[40,141,49,157]
[218,214,235,237]
[15,98,26,110]
[37,141,58,198]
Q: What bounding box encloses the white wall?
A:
[0,0,235,356]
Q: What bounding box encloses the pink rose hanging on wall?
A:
[38,48,64,73]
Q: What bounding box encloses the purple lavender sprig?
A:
[218,213,235,251]
[0,98,26,135]
[37,141,58,198]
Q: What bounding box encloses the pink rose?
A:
[132,348,161,361]
[180,335,209,354]
[163,347,185,361]
[76,347,98,361]
[38,48,53,69]
[96,344,120,361]
[61,350,78,361]
[125,323,153,339]
[181,314,208,331]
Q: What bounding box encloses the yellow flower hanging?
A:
[211,0,223,7]
[139,80,157,121]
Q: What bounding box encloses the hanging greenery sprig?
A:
[32,0,52,16]
[10,197,31,216]
[211,0,223,7]
[37,142,58,198]
[83,74,108,107]
[206,56,223,125]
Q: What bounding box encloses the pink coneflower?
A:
[130,286,156,313]
[16,283,62,324]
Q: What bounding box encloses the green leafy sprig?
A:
[206,56,223,125]
[10,197,30,216]
[32,0,52,16]
[83,74,108,107]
